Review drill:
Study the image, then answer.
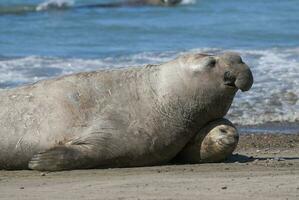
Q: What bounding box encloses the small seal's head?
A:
[199,119,239,163]
[178,52,253,93]
[175,119,239,163]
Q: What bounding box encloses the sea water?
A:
[0,0,298,131]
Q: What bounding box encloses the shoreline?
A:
[237,121,299,135]
[1,133,298,200]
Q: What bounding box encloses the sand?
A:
[0,134,298,200]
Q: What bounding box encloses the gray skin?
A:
[0,53,253,171]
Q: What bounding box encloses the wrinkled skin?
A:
[0,52,253,171]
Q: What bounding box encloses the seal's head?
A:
[175,119,239,163]
[176,52,253,94]
[199,119,239,163]
[158,52,253,120]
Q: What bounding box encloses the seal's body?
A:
[77,0,182,8]
[0,53,253,171]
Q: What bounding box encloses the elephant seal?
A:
[0,52,253,171]
[0,0,182,16]
[77,0,182,8]
[174,118,239,163]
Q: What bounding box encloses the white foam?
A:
[181,0,197,5]
[36,0,74,11]
[227,48,299,125]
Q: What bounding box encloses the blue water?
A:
[1,0,299,57]
[0,0,298,127]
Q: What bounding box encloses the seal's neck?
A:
[149,63,237,129]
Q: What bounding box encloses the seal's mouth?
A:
[216,128,239,147]
[224,82,236,88]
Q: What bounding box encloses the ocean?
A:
[0,0,298,132]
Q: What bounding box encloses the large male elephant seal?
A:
[0,53,253,171]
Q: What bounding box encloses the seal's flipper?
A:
[28,131,124,171]
[28,145,98,171]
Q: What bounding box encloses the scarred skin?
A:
[0,53,253,171]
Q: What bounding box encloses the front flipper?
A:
[29,144,98,171]
[29,131,123,171]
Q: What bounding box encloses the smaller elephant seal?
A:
[76,0,182,8]
[0,52,253,171]
[0,0,182,16]
[175,118,239,163]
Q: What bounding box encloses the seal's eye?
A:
[202,57,216,69]
[206,58,216,68]
[189,57,216,72]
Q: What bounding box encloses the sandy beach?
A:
[0,133,298,200]
[0,0,298,199]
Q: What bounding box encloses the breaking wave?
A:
[0,0,74,15]
[181,0,197,5]
[36,0,74,11]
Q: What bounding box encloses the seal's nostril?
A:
[223,71,236,83]
[223,71,231,81]
[224,71,236,87]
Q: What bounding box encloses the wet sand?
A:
[0,134,298,200]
